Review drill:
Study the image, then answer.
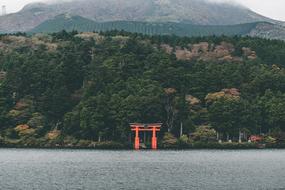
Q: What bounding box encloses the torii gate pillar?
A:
[134,126,140,150]
[152,127,157,150]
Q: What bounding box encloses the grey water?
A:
[0,149,285,190]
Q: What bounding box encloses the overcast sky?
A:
[0,0,285,21]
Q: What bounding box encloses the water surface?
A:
[0,149,284,190]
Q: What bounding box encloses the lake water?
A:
[0,149,285,190]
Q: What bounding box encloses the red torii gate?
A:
[130,123,162,150]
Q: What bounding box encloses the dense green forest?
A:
[30,14,260,37]
[0,31,285,148]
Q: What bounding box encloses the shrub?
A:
[264,136,277,144]
[191,125,217,142]
[162,132,178,148]
[178,135,190,148]
[27,113,45,128]
[6,128,19,139]
[46,130,61,140]
[0,135,4,145]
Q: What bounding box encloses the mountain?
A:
[0,0,277,33]
[30,14,285,40]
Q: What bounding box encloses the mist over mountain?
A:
[23,0,274,25]
[0,0,275,33]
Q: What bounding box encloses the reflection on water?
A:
[0,149,285,190]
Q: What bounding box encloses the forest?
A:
[0,30,285,148]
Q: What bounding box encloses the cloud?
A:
[1,0,285,21]
[44,0,75,3]
[207,0,237,4]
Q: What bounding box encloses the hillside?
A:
[30,15,285,40]
[0,0,276,33]
[30,14,97,34]
[0,31,285,147]
[248,22,285,41]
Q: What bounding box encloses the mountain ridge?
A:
[0,0,278,33]
[29,14,285,41]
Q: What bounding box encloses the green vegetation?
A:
[0,31,285,148]
[30,14,261,37]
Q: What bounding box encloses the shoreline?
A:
[1,142,285,150]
